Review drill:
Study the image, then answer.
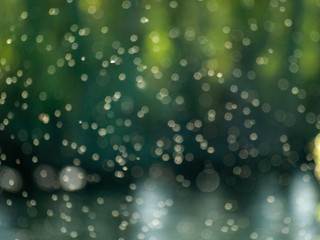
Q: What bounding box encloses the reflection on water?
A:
[291,173,318,240]
[0,172,320,239]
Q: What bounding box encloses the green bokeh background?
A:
[1,0,320,239]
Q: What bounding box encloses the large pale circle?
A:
[0,166,22,193]
[59,166,86,191]
[34,164,59,190]
[196,168,220,192]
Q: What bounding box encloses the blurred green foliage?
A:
[1,0,320,239]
